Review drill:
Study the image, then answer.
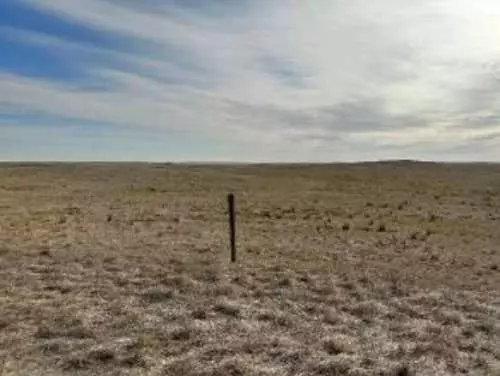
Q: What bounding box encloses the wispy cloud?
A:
[1,0,500,161]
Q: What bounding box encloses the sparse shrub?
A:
[275,315,293,327]
[140,288,174,303]
[195,246,211,254]
[64,206,81,215]
[461,326,475,338]
[435,309,464,326]
[39,246,50,257]
[170,326,192,341]
[322,335,354,354]
[63,356,91,371]
[191,309,207,320]
[428,212,439,222]
[473,319,496,334]
[304,304,316,314]
[342,223,350,231]
[213,283,235,296]
[349,367,371,376]
[429,253,439,261]
[458,339,476,352]
[313,358,351,375]
[212,359,249,376]
[409,230,430,241]
[256,311,274,322]
[198,269,219,283]
[89,347,116,363]
[350,300,387,320]
[213,301,240,317]
[323,308,341,325]
[39,339,65,354]
[388,364,414,376]
[35,317,93,340]
[298,275,310,283]
[0,319,9,331]
[277,276,293,287]
[161,275,194,291]
[161,358,200,374]
[260,210,272,218]
[120,353,146,368]
[387,277,405,297]
[134,334,158,350]
[397,200,409,210]
[246,246,261,254]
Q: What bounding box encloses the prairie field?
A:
[0,162,499,376]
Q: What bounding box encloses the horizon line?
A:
[1,159,499,165]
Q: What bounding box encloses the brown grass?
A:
[0,162,499,375]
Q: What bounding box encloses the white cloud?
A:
[2,0,500,160]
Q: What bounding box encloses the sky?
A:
[1,0,500,162]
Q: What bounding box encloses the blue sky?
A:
[1,0,500,161]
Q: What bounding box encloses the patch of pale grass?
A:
[1,163,500,375]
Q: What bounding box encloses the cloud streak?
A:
[1,0,500,161]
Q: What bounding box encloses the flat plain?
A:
[0,162,499,375]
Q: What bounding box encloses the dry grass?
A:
[0,161,499,375]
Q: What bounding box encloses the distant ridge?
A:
[0,160,498,166]
[359,159,434,165]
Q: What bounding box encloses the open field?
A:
[0,162,499,375]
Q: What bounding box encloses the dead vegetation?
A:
[0,162,499,375]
